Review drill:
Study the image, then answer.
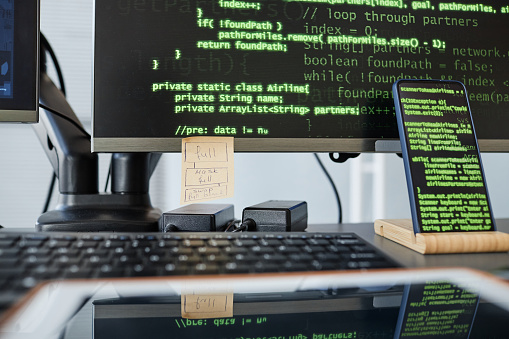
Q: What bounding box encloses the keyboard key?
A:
[224,247,248,255]
[0,258,19,268]
[96,266,127,278]
[289,253,314,262]
[204,254,230,263]
[303,245,327,253]
[259,239,283,246]
[74,240,99,249]
[234,239,258,247]
[0,248,22,258]
[162,264,188,275]
[170,247,193,255]
[253,262,279,273]
[54,255,82,266]
[24,255,52,266]
[129,265,159,277]
[0,239,18,247]
[197,247,220,255]
[208,239,231,247]
[85,255,110,267]
[182,239,205,247]
[224,262,250,274]
[24,247,51,256]
[63,265,93,279]
[307,239,330,246]
[251,246,275,254]
[282,261,308,271]
[103,240,126,249]
[194,263,219,274]
[283,239,306,246]
[0,268,26,279]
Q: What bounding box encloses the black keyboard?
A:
[0,231,398,311]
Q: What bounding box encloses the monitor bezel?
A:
[91,137,509,153]
[0,0,39,123]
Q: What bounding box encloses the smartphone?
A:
[393,79,496,233]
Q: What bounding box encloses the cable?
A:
[40,33,67,214]
[104,161,112,193]
[39,103,91,139]
[329,152,360,163]
[314,153,342,224]
[42,170,57,214]
[40,33,66,96]
[223,219,239,232]
[221,219,254,232]
[232,219,256,232]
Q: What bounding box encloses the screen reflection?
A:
[0,268,508,339]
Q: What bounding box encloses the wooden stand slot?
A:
[374,219,509,254]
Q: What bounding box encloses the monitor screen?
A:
[0,0,39,123]
[92,0,509,152]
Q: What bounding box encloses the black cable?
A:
[40,33,68,213]
[223,219,239,232]
[39,103,91,139]
[232,218,256,232]
[329,152,360,163]
[40,33,66,96]
[314,153,342,224]
[222,218,255,232]
[104,161,112,193]
[42,170,57,214]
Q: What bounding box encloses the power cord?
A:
[231,218,256,232]
[223,219,239,232]
[40,33,67,214]
[220,219,256,232]
[104,162,112,193]
[40,33,66,96]
[41,172,57,214]
[314,153,343,224]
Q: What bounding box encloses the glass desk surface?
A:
[0,268,508,339]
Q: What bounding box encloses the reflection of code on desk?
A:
[93,0,509,142]
[94,309,399,339]
[395,80,495,233]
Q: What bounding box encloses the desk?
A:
[2,266,509,338]
[309,220,509,274]
[1,224,509,338]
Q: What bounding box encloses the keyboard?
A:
[0,231,399,311]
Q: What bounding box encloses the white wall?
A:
[1,0,508,228]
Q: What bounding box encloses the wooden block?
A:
[374,219,509,254]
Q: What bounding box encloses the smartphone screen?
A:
[393,79,495,233]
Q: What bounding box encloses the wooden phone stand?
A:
[374,219,509,254]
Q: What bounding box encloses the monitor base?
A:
[36,193,161,232]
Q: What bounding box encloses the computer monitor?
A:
[93,1,508,153]
[0,0,39,123]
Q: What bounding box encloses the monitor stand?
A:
[35,192,161,232]
[33,72,161,232]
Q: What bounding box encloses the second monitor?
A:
[92,0,509,153]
